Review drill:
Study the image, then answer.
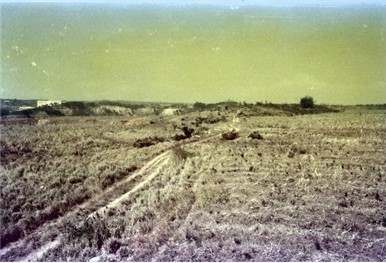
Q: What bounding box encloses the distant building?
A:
[37,100,62,107]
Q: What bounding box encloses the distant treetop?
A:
[300,96,314,108]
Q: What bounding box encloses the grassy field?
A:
[0,107,385,261]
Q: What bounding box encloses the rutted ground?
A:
[0,113,227,261]
[0,149,171,261]
[1,109,385,261]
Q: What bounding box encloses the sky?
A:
[1,0,385,104]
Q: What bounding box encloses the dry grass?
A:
[0,109,385,261]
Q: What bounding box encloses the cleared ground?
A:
[0,108,385,261]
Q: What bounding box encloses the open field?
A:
[0,107,385,261]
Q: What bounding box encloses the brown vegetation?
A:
[0,108,385,261]
[133,136,166,148]
[248,131,264,140]
[222,130,239,140]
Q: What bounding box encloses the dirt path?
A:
[0,131,224,262]
[28,151,172,261]
[90,151,171,217]
[0,150,172,261]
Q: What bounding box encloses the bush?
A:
[181,126,194,138]
[173,126,195,141]
[101,165,137,189]
[222,130,238,140]
[172,146,193,160]
[172,134,188,141]
[248,131,263,140]
[133,136,165,148]
[193,102,207,110]
[300,96,314,108]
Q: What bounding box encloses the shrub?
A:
[288,143,307,158]
[181,126,194,138]
[222,130,238,140]
[248,131,263,140]
[300,96,314,108]
[172,134,188,141]
[172,126,195,141]
[101,165,137,189]
[172,146,193,160]
[133,136,165,148]
[193,102,207,110]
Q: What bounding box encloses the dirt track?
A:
[0,129,223,261]
[90,151,171,217]
[0,149,174,261]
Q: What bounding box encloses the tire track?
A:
[0,132,223,261]
[89,151,171,217]
[0,150,171,261]
[151,151,210,261]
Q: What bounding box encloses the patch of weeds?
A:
[288,143,307,158]
[117,246,131,258]
[196,186,229,208]
[67,189,91,206]
[133,136,166,148]
[172,134,189,141]
[64,217,111,250]
[101,165,137,189]
[172,146,193,160]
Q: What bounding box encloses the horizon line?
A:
[1,98,385,106]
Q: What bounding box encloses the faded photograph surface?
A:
[0,0,385,261]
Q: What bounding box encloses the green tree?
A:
[300,96,314,108]
[193,102,207,110]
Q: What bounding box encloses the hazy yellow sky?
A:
[1,2,385,104]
